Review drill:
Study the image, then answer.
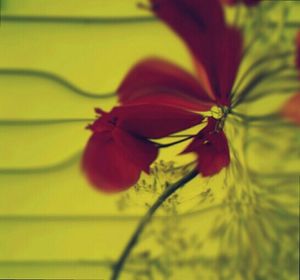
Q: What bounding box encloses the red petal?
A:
[212,27,243,105]
[112,128,158,174]
[221,0,260,6]
[112,104,203,139]
[118,57,213,111]
[82,130,158,192]
[281,93,300,126]
[181,118,230,176]
[244,0,261,6]
[220,0,238,5]
[149,0,242,106]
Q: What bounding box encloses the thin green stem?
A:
[230,111,279,122]
[110,169,198,280]
[241,86,300,103]
[232,64,293,108]
[156,135,194,148]
[231,50,294,98]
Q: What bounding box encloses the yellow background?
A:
[0,1,299,279]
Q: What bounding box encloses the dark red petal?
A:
[212,27,243,105]
[296,31,300,71]
[82,130,158,192]
[181,118,230,176]
[118,57,213,110]
[149,0,242,106]
[221,0,260,6]
[112,128,158,174]
[220,0,238,5]
[281,93,300,126]
[243,0,261,6]
[113,104,203,139]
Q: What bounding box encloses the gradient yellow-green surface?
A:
[0,1,299,279]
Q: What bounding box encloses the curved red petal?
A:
[281,93,300,126]
[213,27,243,105]
[221,0,260,6]
[113,104,203,139]
[244,0,261,6]
[181,118,230,176]
[121,91,213,111]
[149,0,242,106]
[82,130,158,192]
[220,0,238,5]
[118,57,213,110]
[112,128,158,174]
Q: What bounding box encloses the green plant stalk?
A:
[111,169,199,280]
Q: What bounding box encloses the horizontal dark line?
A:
[0,260,112,266]
[0,118,92,126]
[0,215,142,222]
[0,205,227,222]
[0,151,81,174]
[0,15,156,25]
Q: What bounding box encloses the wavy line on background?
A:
[0,118,93,126]
[0,150,82,174]
[0,15,156,24]
[0,68,116,99]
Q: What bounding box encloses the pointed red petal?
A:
[82,130,158,192]
[281,93,300,126]
[112,128,158,174]
[113,104,203,139]
[181,118,230,176]
[212,27,243,105]
[244,0,261,6]
[149,0,242,106]
[118,57,213,111]
[221,0,260,6]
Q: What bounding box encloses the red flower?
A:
[83,0,243,191]
[82,105,201,192]
[118,0,243,176]
[221,0,261,6]
[181,118,230,176]
[281,31,300,125]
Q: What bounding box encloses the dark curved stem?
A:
[111,169,198,280]
[241,86,300,104]
[230,111,279,123]
[156,135,194,148]
[232,64,292,108]
[231,51,294,98]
